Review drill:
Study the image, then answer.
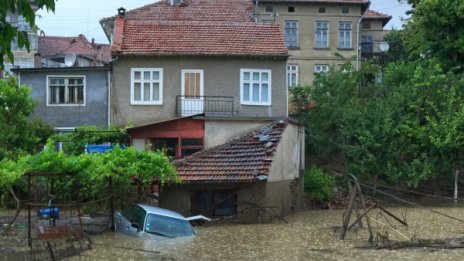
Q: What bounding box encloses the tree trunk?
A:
[8,187,21,226]
[454,169,459,204]
[108,177,115,231]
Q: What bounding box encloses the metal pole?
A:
[356,7,369,70]
[28,173,32,248]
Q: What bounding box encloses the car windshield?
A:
[144,213,195,238]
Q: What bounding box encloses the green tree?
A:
[304,166,334,203]
[384,30,408,63]
[402,0,464,70]
[291,60,457,187]
[0,0,55,68]
[0,78,54,160]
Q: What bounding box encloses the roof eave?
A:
[115,53,289,59]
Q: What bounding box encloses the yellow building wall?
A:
[256,3,364,85]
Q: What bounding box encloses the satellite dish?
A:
[64,53,76,67]
[379,42,390,52]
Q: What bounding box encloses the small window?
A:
[315,21,329,48]
[342,6,349,14]
[363,22,371,29]
[288,6,295,13]
[315,64,329,74]
[131,68,163,105]
[181,139,203,146]
[181,138,203,157]
[265,5,274,12]
[47,76,85,106]
[318,7,326,13]
[287,64,298,88]
[240,69,272,106]
[338,22,352,49]
[152,138,177,157]
[284,20,299,48]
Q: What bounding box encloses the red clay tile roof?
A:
[121,21,288,57]
[365,10,392,19]
[174,120,289,183]
[258,0,369,4]
[102,0,254,23]
[365,10,392,26]
[38,34,111,63]
[104,0,288,57]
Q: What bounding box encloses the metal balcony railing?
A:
[176,95,234,117]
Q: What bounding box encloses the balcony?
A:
[176,95,234,117]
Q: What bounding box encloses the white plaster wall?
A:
[268,123,305,182]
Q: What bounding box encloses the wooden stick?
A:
[340,181,357,240]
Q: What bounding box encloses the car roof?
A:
[137,204,188,220]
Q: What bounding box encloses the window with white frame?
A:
[338,22,352,48]
[131,68,163,105]
[47,76,85,105]
[287,64,298,88]
[314,65,329,74]
[240,69,271,105]
[284,20,298,48]
[315,21,329,48]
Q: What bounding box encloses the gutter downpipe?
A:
[107,69,111,127]
[356,6,369,70]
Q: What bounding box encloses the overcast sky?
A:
[36,0,410,44]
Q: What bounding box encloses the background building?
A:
[254,0,391,88]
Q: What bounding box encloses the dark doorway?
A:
[152,138,177,157]
[191,190,237,217]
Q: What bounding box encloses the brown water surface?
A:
[65,207,464,261]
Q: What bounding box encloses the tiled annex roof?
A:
[364,10,392,26]
[103,0,288,57]
[257,0,369,4]
[174,120,289,183]
[365,10,392,19]
[38,34,111,63]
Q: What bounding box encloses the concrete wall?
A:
[160,179,303,223]
[111,56,288,127]
[268,123,305,182]
[264,122,305,216]
[160,182,268,223]
[18,68,109,128]
[256,2,364,85]
[204,119,272,148]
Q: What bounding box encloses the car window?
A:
[145,213,195,238]
[123,205,147,227]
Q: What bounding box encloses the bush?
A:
[304,166,334,202]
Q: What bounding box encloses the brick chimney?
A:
[111,7,126,54]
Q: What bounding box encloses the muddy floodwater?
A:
[62,207,464,261]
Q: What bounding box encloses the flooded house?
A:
[161,119,305,223]
[101,0,305,222]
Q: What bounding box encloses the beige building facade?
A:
[361,10,392,59]
[254,0,391,87]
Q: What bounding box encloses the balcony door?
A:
[181,70,204,116]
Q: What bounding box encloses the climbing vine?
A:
[0,140,178,205]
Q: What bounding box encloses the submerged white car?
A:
[114,204,208,240]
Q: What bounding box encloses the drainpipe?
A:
[107,69,111,127]
[356,7,369,70]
